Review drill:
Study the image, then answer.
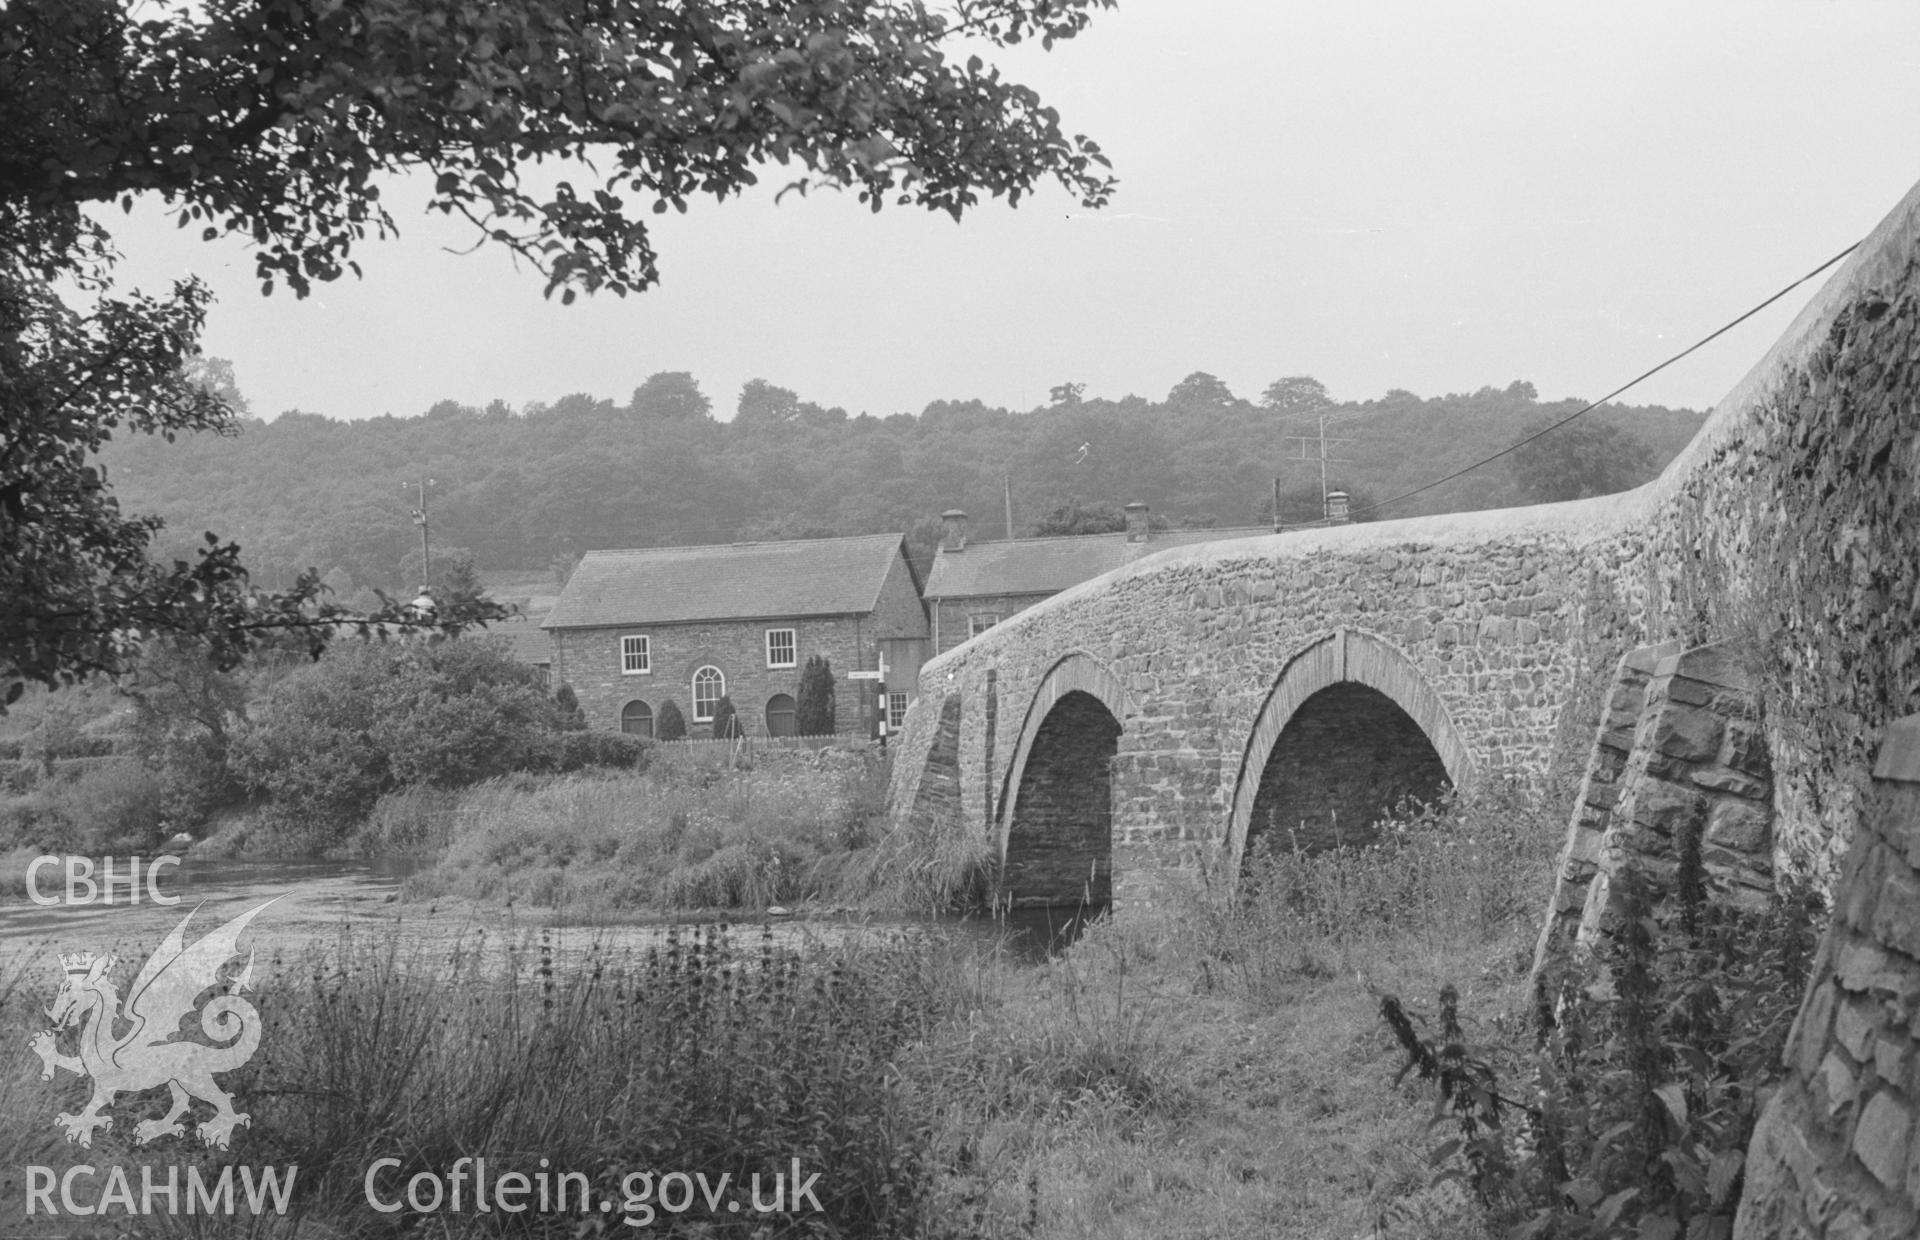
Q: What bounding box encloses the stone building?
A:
[543,533,929,738]
[921,504,1269,655]
[483,612,554,687]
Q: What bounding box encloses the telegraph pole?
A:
[406,477,435,589]
[1284,414,1353,523]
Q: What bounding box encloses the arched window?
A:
[692,666,725,722]
[620,700,653,738]
[765,693,797,737]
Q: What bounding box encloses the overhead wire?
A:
[1347,239,1865,519]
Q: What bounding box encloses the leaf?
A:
[1706,1148,1743,1206]
[1593,1187,1639,1229]
[1655,1082,1688,1127]
[1562,1177,1603,1211]
[1637,1214,1680,1240]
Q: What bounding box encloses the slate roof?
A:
[924,527,1273,599]
[544,533,909,629]
[481,612,553,664]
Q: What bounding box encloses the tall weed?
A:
[410,752,892,911]
[1200,781,1557,1002]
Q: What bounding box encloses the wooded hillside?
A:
[99,372,1704,599]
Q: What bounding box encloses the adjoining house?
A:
[543,533,929,739]
[482,612,554,688]
[921,503,1274,655]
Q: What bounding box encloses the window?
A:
[620,634,650,675]
[620,700,653,738]
[692,666,725,722]
[968,614,1000,637]
[765,693,797,738]
[888,692,909,730]
[765,628,796,669]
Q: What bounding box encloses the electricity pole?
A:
[1284,414,1353,523]
[406,477,435,589]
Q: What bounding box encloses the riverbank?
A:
[0,784,1556,1238]
[1,893,1536,1239]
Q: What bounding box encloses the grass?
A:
[401,749,892,912]
[0,772,1567,1239]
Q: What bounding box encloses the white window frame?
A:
[888,692,909,730]
[765,627,797,669]
[692,666,725,722]
[968,613,1000,637]
[620,633,651,675]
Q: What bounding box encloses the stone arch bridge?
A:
[886,175,1920,925]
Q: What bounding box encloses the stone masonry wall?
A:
[1735,715,1920,1240]
[553,614,882,737]
[1533,640,1681,973]
[931,592,1052,655]
[1569,642,1776,949]
[891,532,1625,908]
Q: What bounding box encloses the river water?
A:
[0,857,1098,975]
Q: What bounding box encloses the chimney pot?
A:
[941,509,969,552]
[1124,501,1150,543]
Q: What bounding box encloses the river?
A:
[0,857,1098,977]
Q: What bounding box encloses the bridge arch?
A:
[1226,628,1471,879]
[995,652,1133,909]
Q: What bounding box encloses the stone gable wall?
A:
[930,592,1054,655]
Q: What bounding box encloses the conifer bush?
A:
[796,655,835,735]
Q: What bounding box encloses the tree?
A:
[436,557,487,609]
[1,0,1114,703]
[655,700,688,742]
[710,693,742,740]
[735,378,802,428]
[1261,375,1331,416]
[630,372,712,422]
[1167,371,1238,412]
[1507,418,1658,504]
[1032,500,1125,536]
[1048,381,1086,407]
[796,656,836,736]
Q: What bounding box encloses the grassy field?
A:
[0,780,1558,1238]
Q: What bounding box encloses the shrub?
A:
[228,639,576,849]
[541,729,652,773]
[797,654,835,735]
[655,699,687,741]
[0,759,168,853]
[552,682,586,729]
[710,693,742,740]
[1381,866,1822,1238]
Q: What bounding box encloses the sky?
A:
[98,1,1920,424]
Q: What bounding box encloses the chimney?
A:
[1124,501,1150,543]
[941,509,969,552]
[1323,491,1351,525]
